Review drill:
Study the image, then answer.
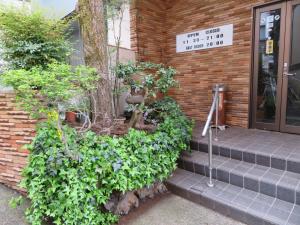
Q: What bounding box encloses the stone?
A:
[154,182,168,194]
[104,192,120,212]
[115,191,139,215]
[136,185,155,200]
[105,183,167,216]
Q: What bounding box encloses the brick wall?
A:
[0,91,35,191]
[131,0,274,127]
[130,0,168,63]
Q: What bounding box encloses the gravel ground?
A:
[0,184,244,225]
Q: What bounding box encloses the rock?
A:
[136,185,155,200]
[115,191,139,215]
[104,193,119,212]
[154,182,168,194]
[105,182,168,216]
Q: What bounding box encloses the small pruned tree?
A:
[1,63,98,132]
[116,62,178,129]
[0,6,72,70]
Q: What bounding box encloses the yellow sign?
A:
[266,40,274,54]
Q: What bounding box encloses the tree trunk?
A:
[77,0,113,131]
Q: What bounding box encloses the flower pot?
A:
[156,91,164,100]
[65,112,77,123]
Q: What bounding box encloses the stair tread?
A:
[166,169,300,225]
[180,150,300,204]
[192,139,300,174]
[182,150,300,185]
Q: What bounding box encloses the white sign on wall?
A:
[176,24,234,53]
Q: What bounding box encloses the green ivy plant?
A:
[20,102,193,225]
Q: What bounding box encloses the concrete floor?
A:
[0,185,29,225]
[119,194,245,225]
[0,184,244,225]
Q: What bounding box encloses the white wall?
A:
[108,4,131,50]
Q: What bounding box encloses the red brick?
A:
[131,0,274,128]
[0,92,34,191]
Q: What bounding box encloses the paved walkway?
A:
[0,184,244,225]
[0,185,29,225]
[119,193,245,225]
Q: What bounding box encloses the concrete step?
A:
[191,139,300,174]
[166,169,300,225]
[179,151,300,205]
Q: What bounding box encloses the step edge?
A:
[190,140,300,174]
[165,179,282,225]
[179,154,300,205]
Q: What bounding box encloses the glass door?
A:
[281,0,300,134]
[252,0,300,134]
[252,3,286,131]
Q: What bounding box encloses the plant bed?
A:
[3,60,193,225]
[19,106,192,225]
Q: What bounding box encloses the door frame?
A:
[251,2,287,131]
[280,0,300,133]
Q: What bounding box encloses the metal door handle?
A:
[283,72,296,76]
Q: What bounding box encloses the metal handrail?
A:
[202,84,220,188]
[202,86,219,137]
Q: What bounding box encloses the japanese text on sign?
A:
[176,24,234,53]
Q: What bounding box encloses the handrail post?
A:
[207,126,214,187]
[202,83,222,188]
[215,90,219,141]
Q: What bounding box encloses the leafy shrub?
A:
[144,97,183,124]
[1,63,98,118]
[20,103,193,225]
[115,62,178,95]
[0,7,71,70]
